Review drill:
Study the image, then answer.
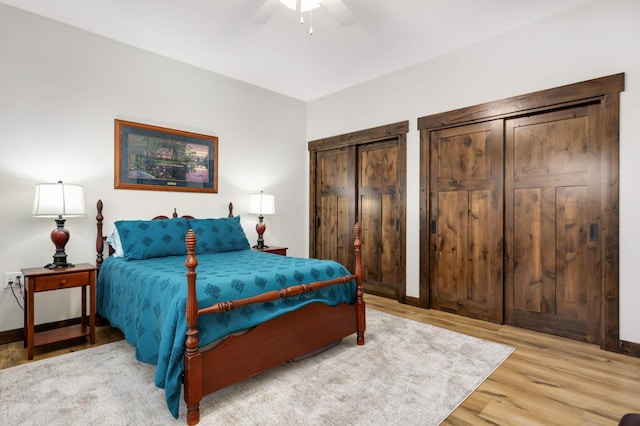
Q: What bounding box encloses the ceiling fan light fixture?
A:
[300,0,321,12]
[279,0,320,12]
[256,0,358,28]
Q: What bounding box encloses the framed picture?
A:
[114,119,218,193]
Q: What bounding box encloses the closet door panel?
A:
[468,189,493,305]
[317,194,353,262]
[358,141,404,299]
[430,120,504,322]
[556,186,589,320]
[433,190,467,312]
[505,104,601,343]
[314,147,356,270]
[360,193,382,284]
[512,187,555,313]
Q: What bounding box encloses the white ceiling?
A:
[2,0,595,101]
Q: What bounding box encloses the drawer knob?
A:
[59,279,67,287]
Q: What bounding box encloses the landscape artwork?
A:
[114,120,218,193]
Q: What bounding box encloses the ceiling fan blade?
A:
[320,0,358,27]
[253,0,280,24]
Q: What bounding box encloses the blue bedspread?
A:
[97,249,356,418]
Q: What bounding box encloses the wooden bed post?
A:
[183,230,202,425]
[354,222,365,345]
[96,200,104,270]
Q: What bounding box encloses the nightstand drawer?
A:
[33,271,90,291]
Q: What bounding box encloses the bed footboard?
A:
[183,223,365,425]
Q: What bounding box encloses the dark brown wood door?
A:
[309,121,408,302]
[420,75,623,351]
[429,120,504,322]
[504,104,602,344]
[358,140,405,299]
[313,146,357,270]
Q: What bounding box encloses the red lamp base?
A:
[45,218,75,269]
[253,215,269,249]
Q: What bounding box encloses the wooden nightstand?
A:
[21,263,97,360]
[252,246,288,256]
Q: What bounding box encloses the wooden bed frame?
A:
[95,200,366,425]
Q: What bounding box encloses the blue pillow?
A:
[188,216,250,254]
[115,218,189,260]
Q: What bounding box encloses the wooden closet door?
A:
[429,120,504,322]
[313,147,357,270]
[358,140,405,299]
[310,121,408,302]
[504,104,602,344]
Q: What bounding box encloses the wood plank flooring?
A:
[1,293,639,424]
[366,295,640,425]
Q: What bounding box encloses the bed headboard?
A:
[95,200,234,270]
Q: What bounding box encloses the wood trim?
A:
[1,327,24,346]
[308,148,318,256]
[620,340,640,358]
[601,91,621,353]
[308,121,409,152]
[396,131,408,302]
[418,73,624,352]
[418,127,430,308]
[403,295,422,308]
[418,73,624,130]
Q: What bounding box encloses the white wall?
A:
[307,0,640,344]
[0,5,307,332]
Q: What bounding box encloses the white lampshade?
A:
[249,192,275,216]
[32,181,86,218]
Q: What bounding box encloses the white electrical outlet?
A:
[4,272,23,289]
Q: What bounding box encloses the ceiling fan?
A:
[253,0,358,28]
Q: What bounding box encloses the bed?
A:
[94,200,365,425]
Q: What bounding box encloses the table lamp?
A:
[32,181,86,268]
[248,191,275,249]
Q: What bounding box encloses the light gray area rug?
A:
[1,309,514,425]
